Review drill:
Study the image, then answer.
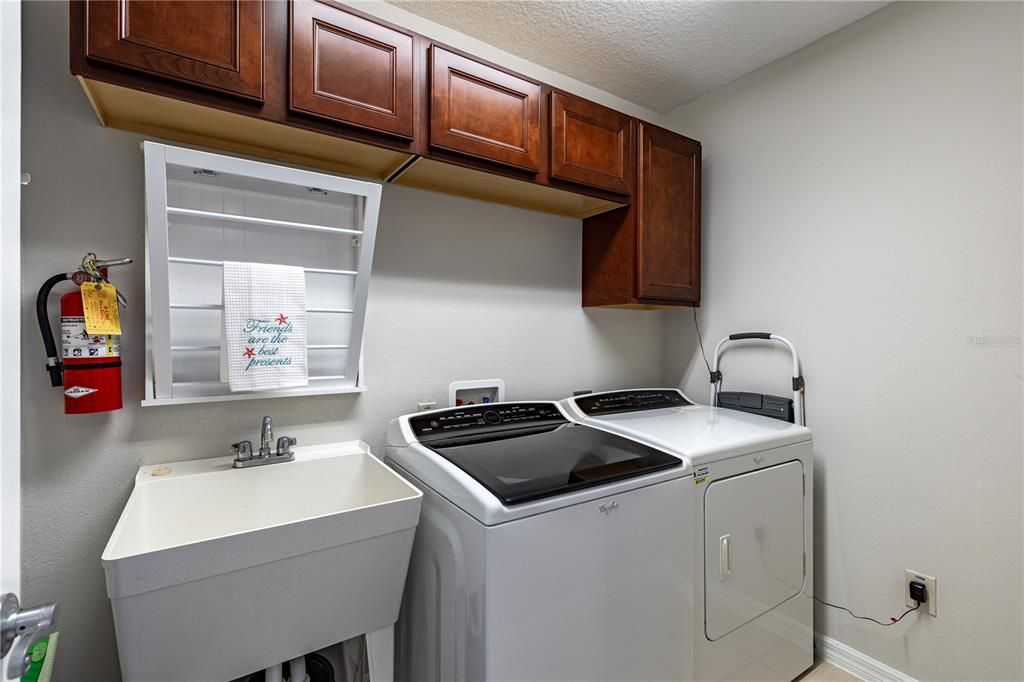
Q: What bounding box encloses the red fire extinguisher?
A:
[36,254,132,414]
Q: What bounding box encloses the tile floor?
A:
[797,659,862,681]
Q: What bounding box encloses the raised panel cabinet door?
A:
[636,123,702,302]
[84,0,265,100]
[550,92,631,194]
[429,46,541,172]
[289,0,414,138]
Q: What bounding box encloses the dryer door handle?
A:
[719,534,732,581]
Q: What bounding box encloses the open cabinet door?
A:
[0,1,23,677]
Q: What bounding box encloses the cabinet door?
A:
[429,46,541,172]
[704,462,804,640]
[550,92,631,194]
[290,0,414,138]
[636,123,701,302]
[85,0,264,100]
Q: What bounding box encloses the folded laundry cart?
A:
[710,332,806,426]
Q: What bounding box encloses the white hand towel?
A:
[221,261,308,392]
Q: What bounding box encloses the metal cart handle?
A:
[710,332,805,426]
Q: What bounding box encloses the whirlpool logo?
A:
[598,500,620,515]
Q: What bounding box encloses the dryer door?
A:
[704,460,804,640]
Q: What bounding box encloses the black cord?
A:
[692,308,721,403]
[813,595,920,626]
[692,307,712,377]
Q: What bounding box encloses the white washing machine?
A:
[561,389,814,682]
[385,401,693,682]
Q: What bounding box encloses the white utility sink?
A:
[102,441,422,682]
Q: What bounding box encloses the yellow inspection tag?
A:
[81,282,122,335]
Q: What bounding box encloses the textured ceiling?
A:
[390,1,887,113]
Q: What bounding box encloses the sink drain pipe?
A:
[290,655,307,682]
[264,655,308,682]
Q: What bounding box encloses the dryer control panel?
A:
[411,402,565,441]
[574,389,691,416]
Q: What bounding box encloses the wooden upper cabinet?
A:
[84,0,265,100]
[636,122,702,303]
[582,122,701,308]
[429,46,541,172]
[289,0,415,139]
[550,92,631,195]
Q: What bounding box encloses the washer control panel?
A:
[574,389,690,416]
[411,402,565,440]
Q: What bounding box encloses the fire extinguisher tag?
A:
[81,283,122,335]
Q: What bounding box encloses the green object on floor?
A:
[20,632,58,682]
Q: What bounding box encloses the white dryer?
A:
[561,389,813,682]
[385,401,694,682]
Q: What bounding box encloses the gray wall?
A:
[20,4,667,678]
[665,2,1023,679]
[22,2,1024,681]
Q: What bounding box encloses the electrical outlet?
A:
[417,401,437,412]
[905,569,937,616]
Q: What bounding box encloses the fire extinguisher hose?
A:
[36,272,70,388]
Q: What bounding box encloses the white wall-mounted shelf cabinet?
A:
[142,142,382,406]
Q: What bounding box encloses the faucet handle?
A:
[276,436,297,457]
[231,440,253,462]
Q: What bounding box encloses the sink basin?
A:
[102,441,422,682]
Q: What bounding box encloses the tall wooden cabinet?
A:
[582,122,702,308]
[635,123,701,302]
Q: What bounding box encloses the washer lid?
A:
[413,405,682,505]
[563,389,811,464]
[389,402,691,525]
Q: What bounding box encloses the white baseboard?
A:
[814,633,916,682]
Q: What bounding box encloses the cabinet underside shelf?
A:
[77,78,626,220]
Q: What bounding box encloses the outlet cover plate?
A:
[905,569,937,616]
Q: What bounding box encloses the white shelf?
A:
[168,257,357,276]
[170,344,349,352]
[169,303,355,314]
[166,206,362,235]
[142,383,366,407]
[144,142,381,405]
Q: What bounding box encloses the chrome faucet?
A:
[259,416,274,457]
[232,416,296,468]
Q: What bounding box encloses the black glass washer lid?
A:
[426,422,682,505]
